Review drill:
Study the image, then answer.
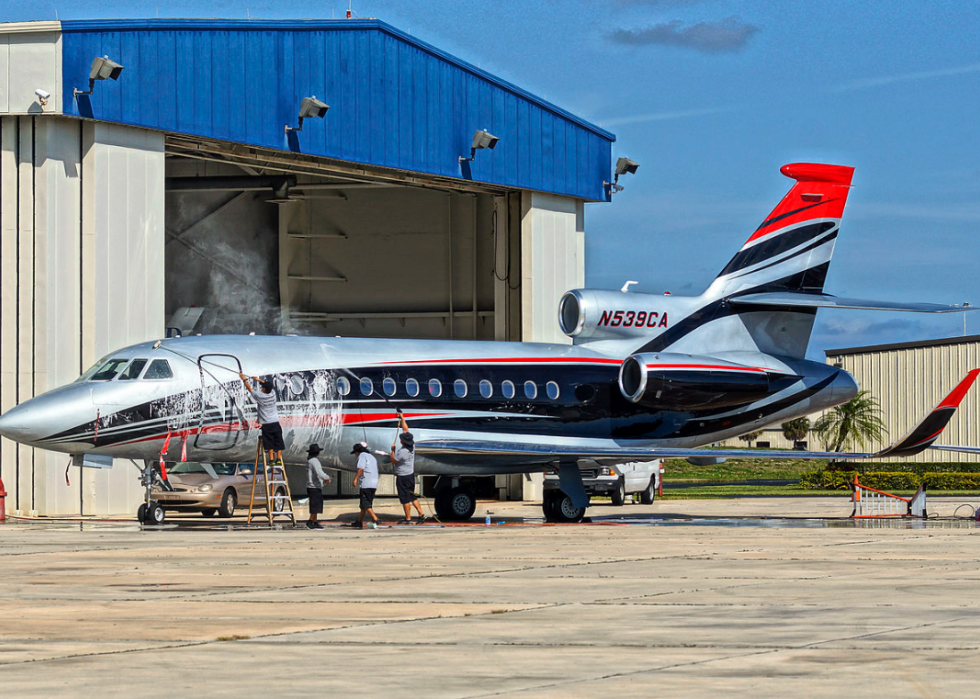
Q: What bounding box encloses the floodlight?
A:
[605,156,640,194]
[615,157,639,177]
[73,56,124,97]
[285,96,330,132]
[460,129,500,163]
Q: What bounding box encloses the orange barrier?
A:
[850,475,927,518]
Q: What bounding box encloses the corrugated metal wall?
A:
[59,19,614,201]
[0,115,165,515]
[828,339,980,463]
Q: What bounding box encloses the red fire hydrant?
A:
[0,476,6,522]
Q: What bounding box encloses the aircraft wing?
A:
[418,370,980,463]
[729,292,973,313]
[929,445,980,455]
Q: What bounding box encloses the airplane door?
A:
[194,354,248,451]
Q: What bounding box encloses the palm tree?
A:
[813,391,887,453]
[737,429,764,447]
[781,417,811,447]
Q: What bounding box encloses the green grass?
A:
[665,457,824,482]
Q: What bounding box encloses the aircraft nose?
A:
[0,387,95,447]
[0,401,48,443]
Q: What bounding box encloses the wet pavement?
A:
[3,496,980,697]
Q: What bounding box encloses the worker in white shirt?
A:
[351,442,379,529]
[240,374,284,466]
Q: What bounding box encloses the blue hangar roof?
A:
[60,19,615,201]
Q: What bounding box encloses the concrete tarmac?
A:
[3,496,980,698]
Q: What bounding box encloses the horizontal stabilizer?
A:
[729,292,974,313]
[418,371,979,463]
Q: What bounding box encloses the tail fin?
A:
[705,163,854,300]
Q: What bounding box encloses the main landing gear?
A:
[542,490,587,523]
[432,477,477,521]
[138,500,165,525]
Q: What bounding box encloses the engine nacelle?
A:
[559,289,694,342]
[618,352,776,410]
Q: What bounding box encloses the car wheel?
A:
[273,488,287,514]
[218,489,237,518]
[610,478,626,507]
[554,492,586,523]
[640,477,656,505]
[201,508,217,518]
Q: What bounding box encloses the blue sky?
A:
[5,0,979,357]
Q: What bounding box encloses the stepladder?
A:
[247,439,296,526]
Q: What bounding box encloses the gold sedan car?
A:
[151,462,287,518]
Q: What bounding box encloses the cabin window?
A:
[574,384,597,403]
[360,378,374,396]
[288,375,305,396]
[546,381,560,400]
[428,379,443,397]
[143,360,173,380]
[118,359,148,381]
[454,379,468,398]
[337,377,351,396]
[383,377,397,396]
[501,381,516,399]
[90,358,130,381]
[406,378,420,397]
[479,380,493,398]
[524,381,538,399]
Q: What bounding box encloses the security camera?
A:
[35,88,51,101]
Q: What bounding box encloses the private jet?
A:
[1,163,977,524]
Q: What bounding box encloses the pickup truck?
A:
[543,459,662,507]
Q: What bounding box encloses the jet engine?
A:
[618,352,777,410]
[559,289,694,342]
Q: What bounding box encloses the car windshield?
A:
[89,358,130,382]
[168,462,236,476]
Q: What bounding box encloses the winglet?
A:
[876,369,980,458]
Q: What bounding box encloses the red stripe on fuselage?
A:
[112,412,454,448]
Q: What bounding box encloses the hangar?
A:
[0,18,617,516]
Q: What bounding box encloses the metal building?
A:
[824,335,980,462]
[0,19,616,515]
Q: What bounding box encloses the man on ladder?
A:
[240,373,284,466]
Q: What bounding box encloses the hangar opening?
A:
[164,137,521,342]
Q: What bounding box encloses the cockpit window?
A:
[118,359,148,381]
[90,358,130,382]
[78,356,112,382]
[144,359,173,380]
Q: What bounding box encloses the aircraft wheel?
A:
[640,477,657,505]
[435,488,476,521]
[218,489,237,518]
[610,478,626,507]
[146,502,165,525]
[201,508,217,518]
[137,503,147,523]
[542,491,561,522]
[553,492,586,523]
